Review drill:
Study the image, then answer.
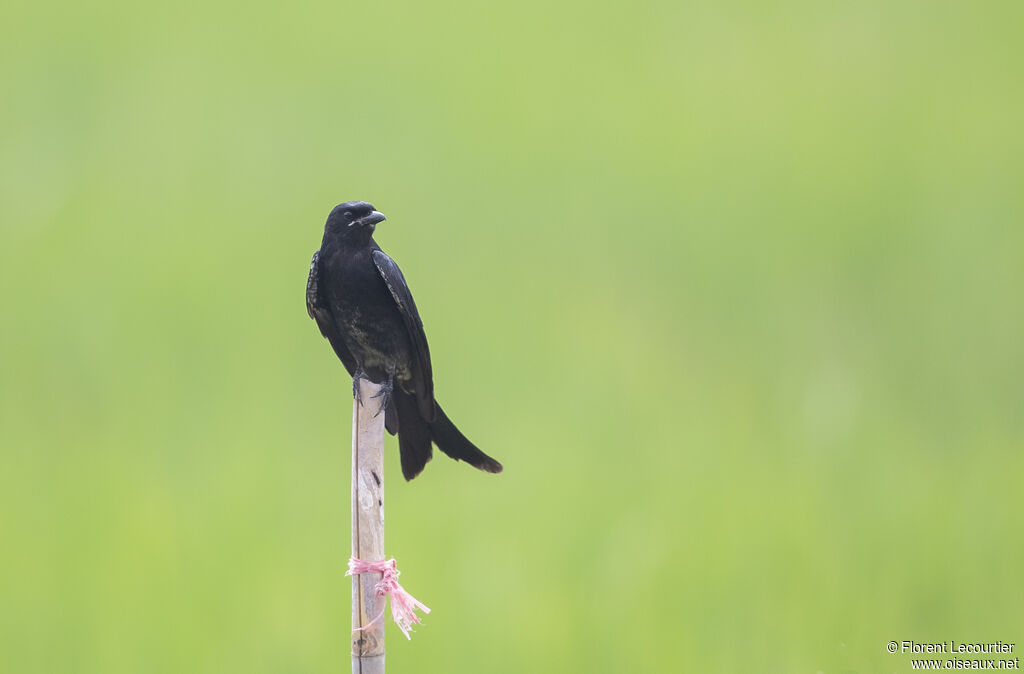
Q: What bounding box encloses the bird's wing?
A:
[371,249,435,421]
[307,250,358,376]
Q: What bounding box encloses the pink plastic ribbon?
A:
[347,557,431,640]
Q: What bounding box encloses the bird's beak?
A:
[356,211,386,228]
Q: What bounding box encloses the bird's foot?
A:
[370,376,393,418]
[352,369,369,406]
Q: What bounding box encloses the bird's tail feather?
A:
[395,391,432,480]
[394,393,504,480]
[429,402,503,475]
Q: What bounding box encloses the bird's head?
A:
[324,201,386,241]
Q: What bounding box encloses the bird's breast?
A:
[322,248,415,378]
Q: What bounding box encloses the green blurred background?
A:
[2,0,1022,672]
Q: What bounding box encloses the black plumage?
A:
[306,201,503,480]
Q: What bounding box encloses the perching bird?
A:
[306,201,503,480]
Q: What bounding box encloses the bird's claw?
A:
[371,379,393,418]
[352,369,368,406]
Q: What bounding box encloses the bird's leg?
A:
[352,366,369,406]
[370,367,394,418]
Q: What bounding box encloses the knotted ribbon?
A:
[347,557,431,640]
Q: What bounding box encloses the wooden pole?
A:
[352,378,386,674]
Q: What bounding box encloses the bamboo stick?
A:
[351,378,386,674]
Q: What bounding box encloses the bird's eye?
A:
[344,211,354,220]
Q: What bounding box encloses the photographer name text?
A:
[901,642,1016,655]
